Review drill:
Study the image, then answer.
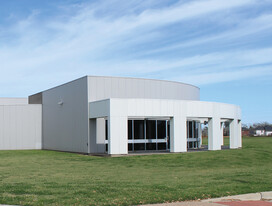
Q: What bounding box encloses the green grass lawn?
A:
[0,137,271,206]
[202,136,230,146]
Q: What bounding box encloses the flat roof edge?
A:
[29,76,88,95]
[87,75,200,90]
[29,75,200,96]
[89,98,240,108]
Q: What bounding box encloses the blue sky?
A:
[0,0,271,124]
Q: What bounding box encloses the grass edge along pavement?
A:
[0,137,271,205]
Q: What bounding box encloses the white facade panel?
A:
[108,116,128,155]
[90,99,241,120]
[0,105,42,150]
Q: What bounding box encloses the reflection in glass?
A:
[134,120,144,139]
[146,120,156,139]
[157,120,166,139]
[128,143,133,151]
[105,120,108,140]
[189,121,193,138]
[167,121,170,149]
[158,143,166,150]
[194,122,198,138]
[146,143,156,150]
[134,143,145,150]
[128,120,132,140]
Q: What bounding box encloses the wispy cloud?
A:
[143,13,272,56]
[0,0,271,96]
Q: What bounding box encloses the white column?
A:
[230,119,239,149]
[238,120,242,148]
[108,116,128,155]
[96,118,106,153]
[170,116,187,153]
[220,122,224,146]
[208,117,221,150]
[198,122,202,148]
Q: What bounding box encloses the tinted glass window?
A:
[157,120,166,139]
[146,120,156,139]
[134,120,144,139]
[158,143,166,150]
[146,143,156,150]
[128,120,132,140]
[134,143,145,150]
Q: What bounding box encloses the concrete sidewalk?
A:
[142,191,272,206]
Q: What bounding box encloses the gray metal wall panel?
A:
[28,93,42,104]
[0,98,28,105]
[42,77,89,153]
[87,76,200,102]
[89,119,96,153]
[89,118,106,154]
[0,105,42,150]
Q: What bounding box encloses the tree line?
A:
[242,122,272,136]
[201,122,272,137]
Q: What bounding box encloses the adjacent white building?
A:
[255,128,272,136]
[0,98,42,150]
[1,76,242,155]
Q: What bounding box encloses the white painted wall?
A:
[256,130,265,136]
[0,105,42,150]
[266,131,272,136]
[108,116,128,154]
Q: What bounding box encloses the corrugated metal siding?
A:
[87,76,200,102]
[0,105,42,150]
[42,77,89,153]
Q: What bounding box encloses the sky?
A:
[0,0,271,124]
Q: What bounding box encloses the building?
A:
[255,130,265,136]
[242,129,250,137]
[266,131,272,136]
[0,98,42,150]
[0,76,242,155]
[255,126,272,136]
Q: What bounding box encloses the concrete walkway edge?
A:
[142,191,272,206]
[201,191,272,202]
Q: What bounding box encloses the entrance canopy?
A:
[89,98,241,155]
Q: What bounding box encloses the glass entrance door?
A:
[187,120,200,149]
[128,119,169,152]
